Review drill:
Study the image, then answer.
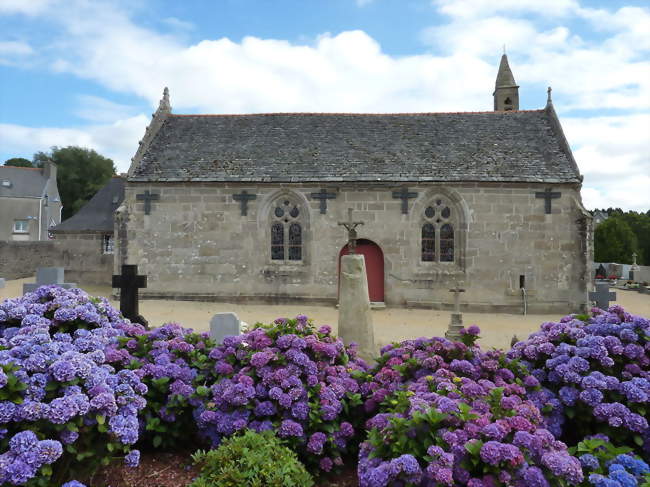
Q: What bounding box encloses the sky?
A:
[1,0,649,212]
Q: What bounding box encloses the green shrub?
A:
[189,430,314,487]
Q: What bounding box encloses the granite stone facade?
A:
[117,181,592,313]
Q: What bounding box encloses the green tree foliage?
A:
[594,213,644,264]
[3,157,33,167]
[33,146,116,220]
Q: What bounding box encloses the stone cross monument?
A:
[112,264,149,328]
[337,208,364,254]
[445,283,465,341]
[337,209,375,362]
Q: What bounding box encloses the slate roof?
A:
[129,107,582,184]
[51,177,124,233]
[0,166,47,198]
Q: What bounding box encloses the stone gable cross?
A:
[112,264,149,328]
[338,208,364,254]
[232,190,257,216]
[136,190,160,215]
[535,187,561,214]
[588,282,616,310]
[309,188,337,214]
[392,187,418,214]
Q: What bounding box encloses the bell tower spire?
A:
[493,53,519,111]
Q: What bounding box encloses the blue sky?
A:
[1,0,649,210]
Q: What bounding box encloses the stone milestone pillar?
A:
[338,254,376,362]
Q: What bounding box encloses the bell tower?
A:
[493,53,519,111]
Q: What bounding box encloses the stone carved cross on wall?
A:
[232,190,256,216]
[338,208,364,254]
[309,188,337,214]
[136,190,160,215]
[535,187,561,214]
[112,264,149,328]
[392,187,418,214]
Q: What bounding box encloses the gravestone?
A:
[338,254,375,362]
[112,264,149,328]
[0,277,5,289]
[595,264,607,279]
[209,312,241,344]
[445,284,465,341]
[607,263,623,279]
[589,282,616,310]
[629,252,639,281]
[23,267,76,294]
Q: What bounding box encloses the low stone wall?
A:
[0,235,114,285]
[0,241,59,279]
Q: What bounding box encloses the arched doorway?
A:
[339,239,385,303]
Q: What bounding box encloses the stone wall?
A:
[0,235,114,285]
[121,181,591,313]
[0,240,58,279]
[55,233,114,285]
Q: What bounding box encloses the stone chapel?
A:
[116,54,593,313]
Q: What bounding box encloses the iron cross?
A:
[136,190,160,215]
[338,208,364,254]
[535,187,561,214]
[112,264,149,328]
[233,190,257,216]
[309,188,337,214]
[392,187,418,214]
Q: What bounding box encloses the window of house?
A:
[13,220,29,233]
[102,234,114,254]
[270,199,303,262]
[421,199,455,263]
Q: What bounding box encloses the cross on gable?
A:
[136,190,160,215]
[232,190,257,216]
[535,187,561,214]
[338,208,364,254]
[588,282,616,310]
[309,188,337,214]
[112,264,149,328]
[392,187,418,214]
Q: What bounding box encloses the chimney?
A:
[42,160,57,182]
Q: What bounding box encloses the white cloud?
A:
[433,0,580,19]
[74,95,137,123]
[0,0,53,15]
[355,0,374,6]
[0,40,33,55]
[161,17,194,31]
[0,115,148,173]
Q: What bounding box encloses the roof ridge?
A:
[169,109,545,118]
[0,166,41,171]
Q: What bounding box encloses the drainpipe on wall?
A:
[38,198,42,241]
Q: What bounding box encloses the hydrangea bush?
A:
[196,316,369,472]
[105,322,217,450]
[508,306,650,454]
[0,286,146,485]
[358,328,584,486]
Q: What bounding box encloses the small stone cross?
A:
[392,187,418,214]
[338,208,364,254]
[632,252,638,267]
[112,264,149,328]
[588,282,616,310]
[309,188,337,214]
[449,284,466,313]
[232,190,257,216]
[535,187,561,214]
[136,190,160,215]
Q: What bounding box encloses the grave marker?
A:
[23,267,76,294]
[589,282,616,310]
[337,208,364,254]
[0,277,5,289]
[112,264,149,328]
[209,312,241,344]
[445,284,465,340]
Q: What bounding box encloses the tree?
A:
[4,157,33,167]
[33,146,116,220]
[594,217,638,264]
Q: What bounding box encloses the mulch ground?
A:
[91,451,358,486]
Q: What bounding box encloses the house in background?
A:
[50,176,124,284]
[592,210,609,228]
[0,162,62,241]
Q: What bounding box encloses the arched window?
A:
[421,198,455,263]
[270,199,303,261]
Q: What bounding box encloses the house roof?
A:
[51,177,124,233]
[128,105,582,184]
[0,166,47,198]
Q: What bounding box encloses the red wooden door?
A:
[339,239,385,302]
